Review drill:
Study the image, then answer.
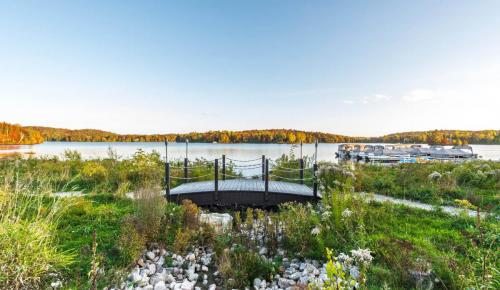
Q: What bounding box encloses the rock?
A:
[156,256,165,267]
[139,275,150,287]
[208,284,216,290]
[259,279,267,288]
[201,265,209,272]
[188,272,199,282]
[154,281,167,290]
[143,285,154,290]
[149,274,162,285]
[199,212,233,232]
[298,276,309,285]
[181,280,195,290]
[259,247,268,255]
[289,272,301,281]
[147,263,157,275]
[253,278,262,288]
[165,273,175,283]
[128,271,142,283]
[160,248,167,256]
[146,251,156,261]
[137,258,145,267]
[278,278,295,288]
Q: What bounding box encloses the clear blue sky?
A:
[1,1,499,136]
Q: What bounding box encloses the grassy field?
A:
[352,161,499,211]
[0,152,498,289]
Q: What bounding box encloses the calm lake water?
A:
[1,142,500,162]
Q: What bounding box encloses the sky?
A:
[1,0,499,137]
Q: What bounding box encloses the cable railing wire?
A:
[226,157,262,163]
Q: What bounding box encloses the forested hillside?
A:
[371,130,500,145]
[0,122,493,144]
[0,122,43,145]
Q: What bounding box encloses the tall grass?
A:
[0,188,74,289]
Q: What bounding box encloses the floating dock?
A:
[336,144,477,163]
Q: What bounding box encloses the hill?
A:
[0,123,494,145]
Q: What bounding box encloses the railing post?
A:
[299,158,304,184]
[214,159,219,201]
[165,162,170,201]
[184,158,188,183]
[262,155,266,181]
[265,159,269,200]
[313,163,318,198]
[222,155,226,181]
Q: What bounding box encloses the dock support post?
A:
[222,155,226,180]
[262,155,266,181]
[299,158,304,184]
[313,163,318,198]
[214,159,219,201]
[265,159,269,201]
[184,158,188,183]
[165,162,170,201]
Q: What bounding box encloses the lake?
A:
[1,142,500,162]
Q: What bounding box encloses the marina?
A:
[336,144,478,163]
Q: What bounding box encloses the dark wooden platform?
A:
[169,179,320,207]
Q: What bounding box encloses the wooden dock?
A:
[164,148,321,207]
[169,179,320,207]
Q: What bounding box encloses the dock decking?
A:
[169,179,320,207]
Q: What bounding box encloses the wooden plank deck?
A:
[169,179,320,207]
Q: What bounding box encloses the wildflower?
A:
[342,208,353,218]
[337,253,353,265]
[322,211,331,220]
[428,171,442,180]
[311,226,321,235]
[349,266,360,279]
[350,248,373,265]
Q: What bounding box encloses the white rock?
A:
[259,247,268,255]
[253,278,262,288]
[146,251,156,261]
[199,212,233,232]
[181,280,195,290]
[154,281,167,290]
[148,263,157,275]
[208,284,216,290]
[129,271,142,283]
[201,265,209,272]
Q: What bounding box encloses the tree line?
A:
[0,122,43,145]
[1,122,498,145]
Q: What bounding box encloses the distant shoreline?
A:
[2,122,499,145]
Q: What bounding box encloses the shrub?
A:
[218,246,277,289]
[135,187,165,240]
[181,199,199,230]
[279,202,322,258]
[117,215,145,266]
[82,162,108,182]
[173,228,193,254]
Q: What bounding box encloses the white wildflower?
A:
[349,266,360,279]
[351,248,373,265]
[311,226,321,235]
[342,208,353,218]
[428,171,441,180]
